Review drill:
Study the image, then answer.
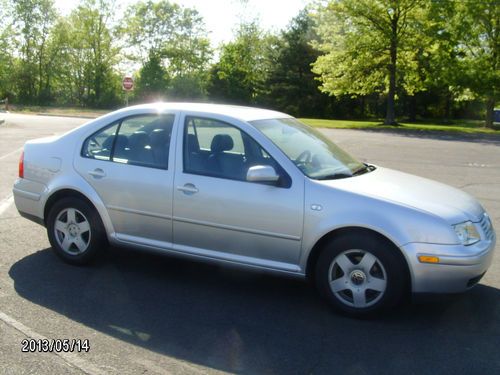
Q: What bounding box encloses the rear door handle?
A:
[176,183,198,194]
[88,168,106,178]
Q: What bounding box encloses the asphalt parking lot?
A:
[0,112,499,374]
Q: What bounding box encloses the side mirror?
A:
[246,165,280,183]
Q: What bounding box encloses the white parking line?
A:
[0,147,22,161]
[0,195,14,216]
[0,311,106,375]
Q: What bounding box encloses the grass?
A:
[8,105,109,118]
[299,118,500,135]
[5,104,499,135]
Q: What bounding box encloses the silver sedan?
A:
[13,103,496,317]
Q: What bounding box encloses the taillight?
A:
[19,150,24,178]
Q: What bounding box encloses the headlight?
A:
[453,221,480,245]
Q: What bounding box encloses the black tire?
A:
[315,232,408,318]
[47,197,107,265]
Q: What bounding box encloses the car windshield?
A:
[250,118,366,180]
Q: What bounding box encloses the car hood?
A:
[318,166,484,224]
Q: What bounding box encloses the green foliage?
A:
[0,0,14,99]
[122,0,212,100]
[0,0,496,124]
[312,0,429,124]
[447,0,499,127]
[208,22,273,104]
[262,9,332,117]
[11,0,57,103]
[56,0,120,107]
[135,52,169,101]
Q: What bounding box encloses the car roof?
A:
[125,102,292,122]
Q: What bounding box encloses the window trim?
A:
[81,113,175,171]
[182,115,292,188]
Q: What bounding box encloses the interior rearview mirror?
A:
[246,165,280,183]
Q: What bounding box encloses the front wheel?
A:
[315,233,408,317]
[47,198,107,265]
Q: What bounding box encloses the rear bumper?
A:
[18,210,45,226]
[402,235,496,293]
[13,178,46,225]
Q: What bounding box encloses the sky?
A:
[54,0,312,48]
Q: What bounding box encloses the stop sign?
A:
[122,76,134,91]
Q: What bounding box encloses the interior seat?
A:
[101,134,129,160]
[150,129,170,168]
[127,131,154,165]
[207,134,244,179]
[186,134,205,172]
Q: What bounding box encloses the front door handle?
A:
[88,168,106,178]
[176,183,199,194]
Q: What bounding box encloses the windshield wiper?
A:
[352,166,369,176]
[318,164,375,180]
[317,173,352,180]
[353,164,376,176]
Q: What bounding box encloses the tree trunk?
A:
[485,96,495,128]
[38,40,45,104]
[444,92,451,124]
[408,94,416,122]
[385,20,398,125]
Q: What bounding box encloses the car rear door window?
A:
[82,114,175,169]
[82,123,119,161]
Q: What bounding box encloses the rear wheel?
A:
[47,198,106,265]
[315,233,408,317]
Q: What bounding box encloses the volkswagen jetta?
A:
[13,103,496,316]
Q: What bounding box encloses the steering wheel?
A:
[295,150,312,165]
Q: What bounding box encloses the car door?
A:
[75,112,178,247]
[172,114,304,272]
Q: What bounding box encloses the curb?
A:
[35,113,98,119]
[334,126,500,143]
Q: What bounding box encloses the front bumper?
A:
[401,235,496,293]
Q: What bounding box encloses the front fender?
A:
[300,180,458,272]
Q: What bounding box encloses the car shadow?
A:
[9,247,500,374]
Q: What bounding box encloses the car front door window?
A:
[183,116,283,183]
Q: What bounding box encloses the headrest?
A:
[150,129,169,146]
[210,134,234,153]
[102,135,115,150]
[128,131,150,148]
[115,134,129,150]
[103,134,128,151]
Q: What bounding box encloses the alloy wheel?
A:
[54,208,91,255]
[328,249,387,308]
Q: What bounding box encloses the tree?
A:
[208,22,273,104]
[135,52,169,101]
[446,1,499,128]
[122,0,212,99]
[12,0,57,103]
[0,0,15,100]
[312,0,428,124]
[61,0,120,107]
[263,9,331,117]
